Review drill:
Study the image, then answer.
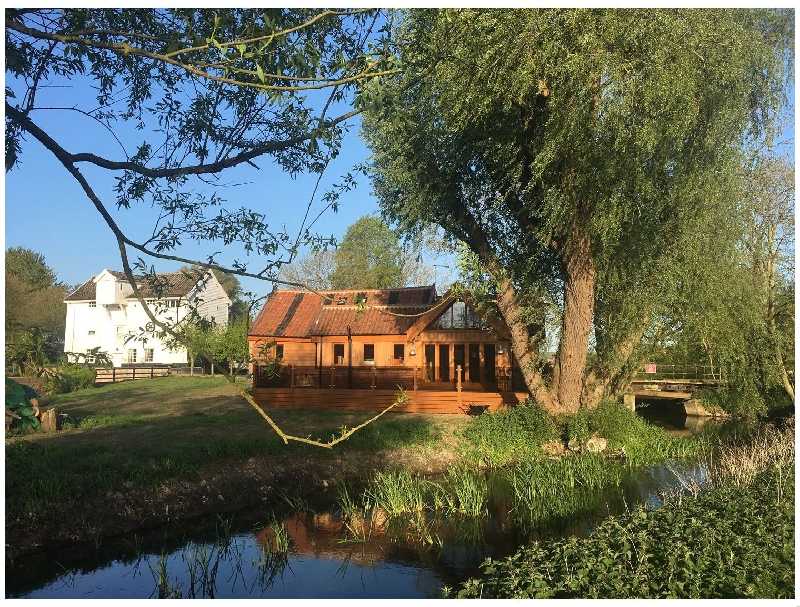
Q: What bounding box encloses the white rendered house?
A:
[64,269,232,367]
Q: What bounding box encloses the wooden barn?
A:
[247,285,529,414]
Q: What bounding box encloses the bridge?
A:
[625,365,725,415]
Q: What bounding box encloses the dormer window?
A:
[337,297,347,305]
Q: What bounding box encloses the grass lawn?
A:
[5,376,471,559]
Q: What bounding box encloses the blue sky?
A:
[3,88,382,300]
[4,11,795,303]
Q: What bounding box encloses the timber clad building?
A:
[247,286,528,414]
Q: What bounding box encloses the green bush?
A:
[587,400,699,465]
[561,407,591,444]
[460,400,559,466]
[46,364,96,394]
[455,463,795,599]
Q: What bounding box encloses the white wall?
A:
[64,271,231,367]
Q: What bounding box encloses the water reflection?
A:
[8,410,715,600]
[7,455,708,600]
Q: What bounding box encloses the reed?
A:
[446,466,489,517]
[364,468,427,515]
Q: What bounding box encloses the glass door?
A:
[424,344,436,382]
[484,344,496,383]
[438,344,450,382]
[454,344,465,383]
[468,344,480,382]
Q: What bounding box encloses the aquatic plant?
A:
[455,423,796,599]
[364,468,427,515]
[445,466,489,517]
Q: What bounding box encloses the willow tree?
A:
[363,8,793,414]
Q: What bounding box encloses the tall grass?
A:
[445,466,489,517]
[363,468,427,515]
[500,453,627,532]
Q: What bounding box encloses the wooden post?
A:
[112,367,116,383]
[290,364,296,408]
[132,366,136,380]
[456,364,462,408]
[150,367,154,379]
[331,366,336,390]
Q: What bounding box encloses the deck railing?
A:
[253,364,524,392]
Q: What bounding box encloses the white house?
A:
[64,269,232,367]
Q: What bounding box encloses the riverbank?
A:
[453,420,795,598]
[5,377,472,562]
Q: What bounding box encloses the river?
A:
[6,409,717,599]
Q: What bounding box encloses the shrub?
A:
[46,364,96,394]
[455,462,795,599]
[561,407,591,444]
[587,400,700,465]
[460,400,559,466]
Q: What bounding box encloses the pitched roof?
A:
[64,270,207,302]
[248,286,439,338]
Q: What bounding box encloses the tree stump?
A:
[39,408,57,433]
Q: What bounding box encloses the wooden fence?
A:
[93,366,172,384]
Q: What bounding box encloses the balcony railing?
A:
[253,364,526,392]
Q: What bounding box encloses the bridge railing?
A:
[634,364,723,381]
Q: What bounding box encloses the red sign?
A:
[644,364,657,374]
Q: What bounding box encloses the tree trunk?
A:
[493,274,556,411]
[582,314,653,408]
[554,223,595,414]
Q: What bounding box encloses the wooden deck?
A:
[251,386,529,415]
[251,363,529,414]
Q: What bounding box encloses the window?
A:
[127,349,137,363]
[275,345,284,360]
[116,326,126,344]
[86,350,95,364]
[363,344,375,365]
[393,344,405,364]
[430,302,489,330]
[334,344,345,365]
[88,330,95,336]
[144,349,154,363]
[88,301,96,308]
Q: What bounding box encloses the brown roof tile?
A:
[248,286,439,338]
[248,291,324,338]
[65,270,206,301]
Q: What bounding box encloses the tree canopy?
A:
[362,8,794,414]
[329,215,403,289]
[5,247,68,373]
[278,215,439,290]
[6,8,395,286]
